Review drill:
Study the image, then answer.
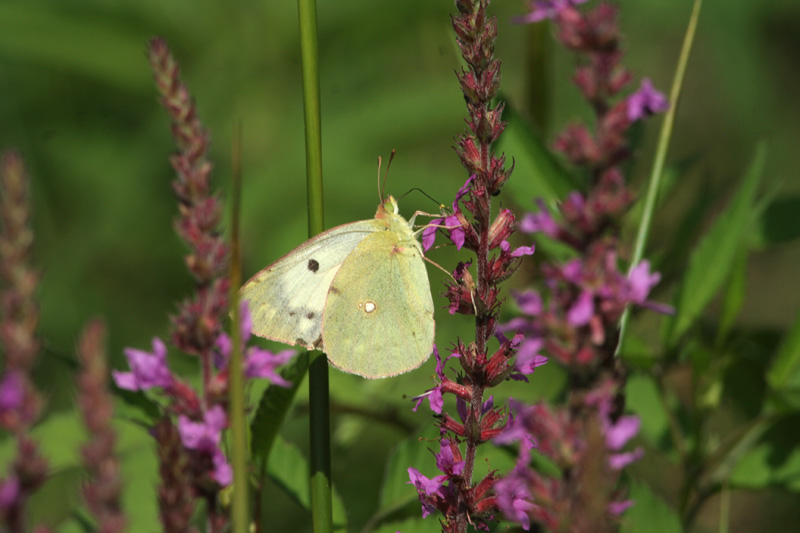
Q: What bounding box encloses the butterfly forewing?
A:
[241,220,383,349]
[322,228,435,378]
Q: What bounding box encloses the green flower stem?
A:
[228,122,249,533]
[616,0,703,356]
[297,0,332,532]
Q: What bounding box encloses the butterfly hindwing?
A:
[241,220,382,349]
[322,226,435,378]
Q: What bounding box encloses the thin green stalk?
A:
[297,0,332,532]
[524,21,551,134]
[616,0,703,356]
[228,121,249,532]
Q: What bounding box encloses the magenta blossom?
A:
[112,337,173,391]
[627,78,669,121]
[407,468,446,518]
[519,200,559,237]
[216,301,296,387]
[513,0,589,24]
[422,176,473,252]
[0,372,23,412]
[0,475,19,508]
[412,346,456,414]
[178,405,232,486]
[500,240,535,258]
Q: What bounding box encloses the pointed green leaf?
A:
[668,143,767,344]
[716,248,748,345]
[767,308,800,409]
[625,374,672,452]
[729,414,800,491]
[620,479,682,533]
[250,351,308,468]
[267,437,347,531]
[379,424,440,510]
[373,516,441,533]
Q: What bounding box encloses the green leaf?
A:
[754,195,800,247]
[620,479,682,533]
[496,102,578,209]
[250,351,308,468]
[28,466,85,529]
[379,424,440,511]
[114,387,162,426]
[267,437,348,531]
[729,414,800,490]
[668,143,767,344]
[373,516,441,533]
[116,418,160,531]
[625,374,672,452]
[766,308,800,410]
[716,248,748,346]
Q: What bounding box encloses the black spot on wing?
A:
[308,259,320,272]
[306,311,315,320]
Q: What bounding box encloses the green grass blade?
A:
[616,0,703,356]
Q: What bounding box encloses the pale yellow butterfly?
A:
[240,196,434,379]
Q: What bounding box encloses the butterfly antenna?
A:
[402,188,447,212]
[376,155,384,203]
[380,149,396,202]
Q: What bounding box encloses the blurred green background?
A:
[1,0,799,531]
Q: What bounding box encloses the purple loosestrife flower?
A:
[514,0,589,24]
[422,176,474,252]
[628,78,669,121]
[496,2,668,530]
[178,406,232,486]
[411,346,458,414]
[113,338,173,391]
[493,386,642,531]
[214,302,295,387]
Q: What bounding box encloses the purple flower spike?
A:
[113,338,173,391]
[627,78,669,121]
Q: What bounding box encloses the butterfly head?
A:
[376,195,400,218]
